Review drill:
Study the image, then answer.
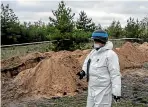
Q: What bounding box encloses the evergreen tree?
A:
[1,4,20,44]
[107,20,123,38]
[48,1,75,50]
[125,17,141,38]
[76,11,96,32]
[140,16,148,40]
[49,1,75,35]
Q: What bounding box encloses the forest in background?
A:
[1,1,148,50]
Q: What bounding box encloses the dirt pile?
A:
[138,42,148,50]
[137,42,148,57]
[1,52,52,77]
[119,42,148,63]
[71,49,91,66]
[12,51,87,99]
[115,42,148,71]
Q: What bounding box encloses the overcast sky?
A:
[1,0,148,27]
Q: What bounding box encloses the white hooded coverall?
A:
[82,41,121,107]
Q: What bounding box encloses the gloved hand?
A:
[76,70,85,79]
[113,95,121,102]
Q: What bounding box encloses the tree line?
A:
[1,1,148,50]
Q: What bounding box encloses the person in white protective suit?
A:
[77,29,121,107]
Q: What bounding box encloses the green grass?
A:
[15,91,147,107]
[143,62,148,69]
[1,42,55,60]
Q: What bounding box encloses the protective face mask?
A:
[94,43,101,49]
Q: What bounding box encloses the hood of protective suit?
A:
[104,41,113,50]
[98,41,113,52]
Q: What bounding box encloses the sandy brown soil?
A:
[1,42,148,106]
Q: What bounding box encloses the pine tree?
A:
[140,16,148,40]
[76,11,96,32]
[48,1,75,50]
[49,1,75,35]
[125,17,141,38]
[1,4,20,44]
[107,20,123,38]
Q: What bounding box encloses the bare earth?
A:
[1,42,148,107]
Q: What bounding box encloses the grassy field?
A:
[35,93,147,107]
[6,91,146,107]
[1,40,124,60]
[1,42,55,60]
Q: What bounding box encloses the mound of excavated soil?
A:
[115,42,148,71]
[138,42,148,51]
[71,49,91,66]
[119,42,148,63]
[137,42,148,57]
[13,51,87,99]
[1,52,53,77]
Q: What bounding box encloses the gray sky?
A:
[1,0,148,27]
